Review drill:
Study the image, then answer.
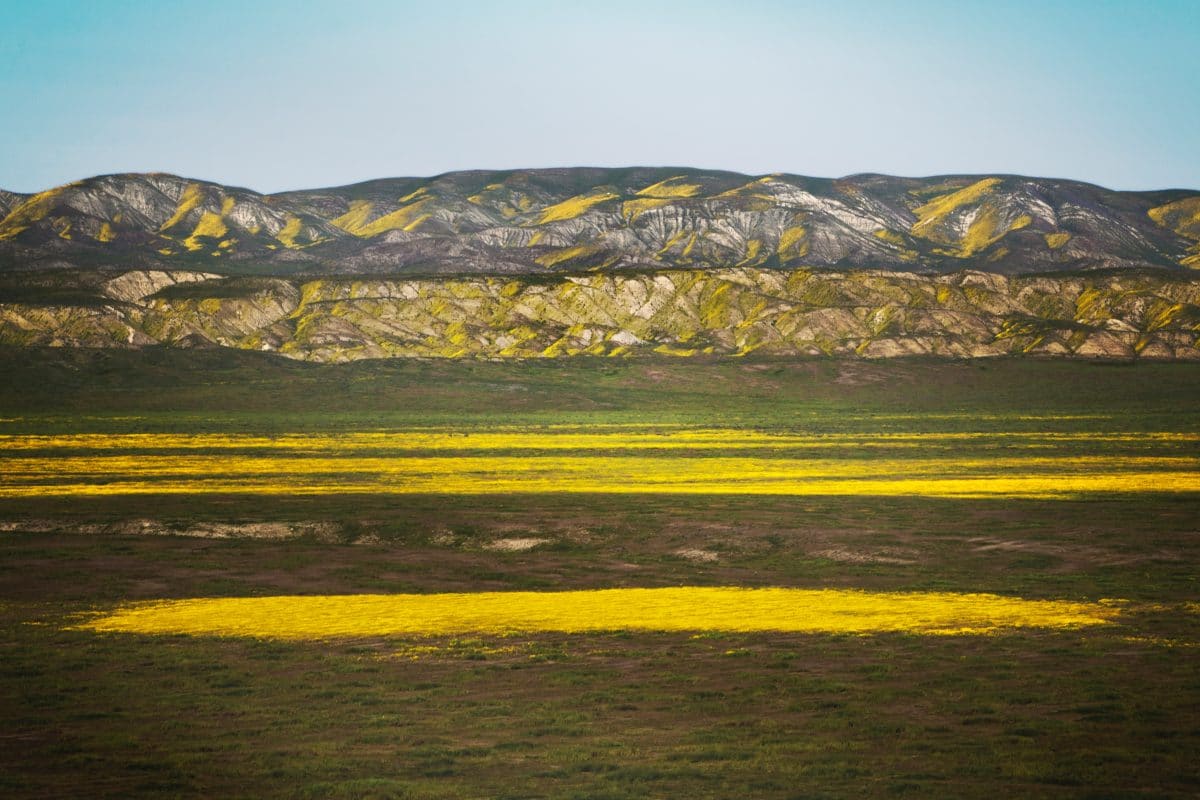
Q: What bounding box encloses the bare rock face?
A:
[2,267,1197,362]
[102,270,221,303]
[1,168,1197,276]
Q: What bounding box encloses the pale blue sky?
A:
[1,0,1197,193]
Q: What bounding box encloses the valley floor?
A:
[1,350,1198,798]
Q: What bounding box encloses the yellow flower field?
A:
[2,428,1198,498]
[77,587,1124,639]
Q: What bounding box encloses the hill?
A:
[3,267,1199,361]
[2,168,1197,276]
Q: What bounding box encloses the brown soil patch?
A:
[484,537,551,552]
[675,548,719,562]
[811,547,918,565]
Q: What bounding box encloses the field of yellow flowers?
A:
[3,354,1200,798]
[3,428,1198,499]
[79,587,1124,639]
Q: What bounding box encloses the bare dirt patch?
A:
[811,547,918,565]
[834,362,892,387]
[967,536,1180,569]
[0,518,342,541]
[484,537,551,552]
[430,527,460,546]
[676,548,720,562]
[491,521,595,544]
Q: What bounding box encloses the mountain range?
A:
[3,168,1199,361]
[2,168,1198,276]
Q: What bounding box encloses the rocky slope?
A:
[1,168,1197,276]
[3,268,1198,361]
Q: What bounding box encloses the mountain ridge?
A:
[2,168,1198,277]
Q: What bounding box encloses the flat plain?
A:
[1,348,1198,798]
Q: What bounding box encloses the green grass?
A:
[4,613,1198,799]
[2,345,1197,432]
[1,348,1199,798]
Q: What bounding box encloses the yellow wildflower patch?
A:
[352,197,434,238]
[0,186,70,241]
[873,229,907,246]
[621,197,672,222]
[1044,231,1071,250]
[911,178,1001,236]
[1148,196,1200,240]
[2,453,1197,498]
[158,183,204,232]
[275,215,304,248]
[181,197,235,251]
[533,244,601,268]
[737,239,763,266]
[537,192,619,224]
[331,200,374,234]
[76,587,1123,639]
[778,225,810,258]
[3,429,1197,499]
[635,177,702,199]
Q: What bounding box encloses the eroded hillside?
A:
[3,268,1198,361]
[1,169,1197,275]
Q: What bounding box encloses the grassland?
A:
[1,347,1199,798]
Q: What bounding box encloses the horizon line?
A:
[4,166,1198,199]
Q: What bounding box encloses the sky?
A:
[1,0,1197,194]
